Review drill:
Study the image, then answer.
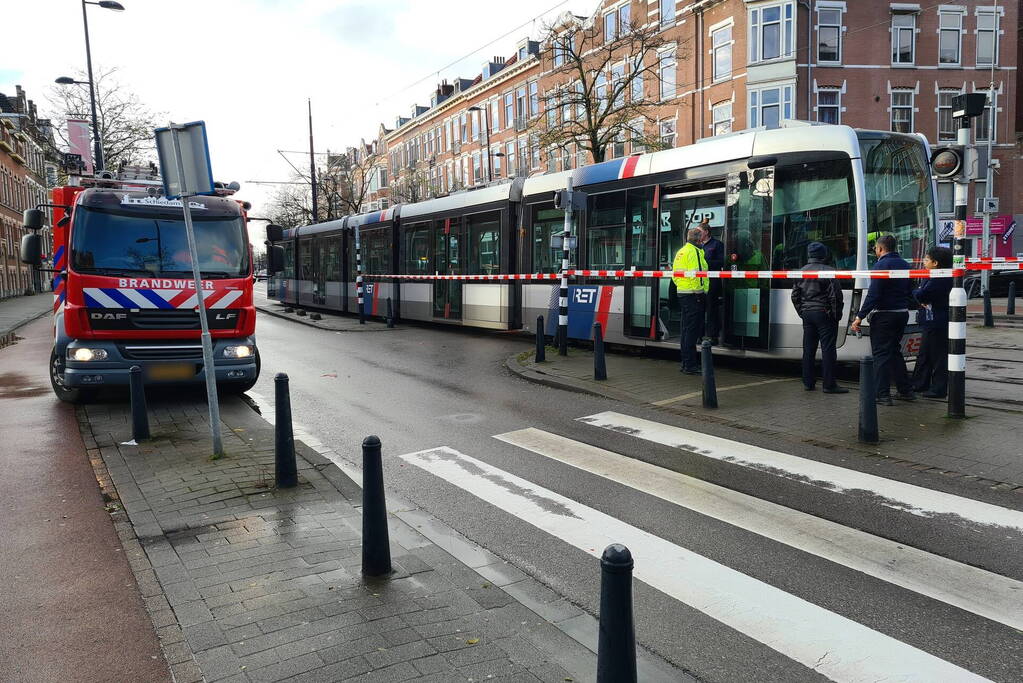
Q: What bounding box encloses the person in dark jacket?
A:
[911,246,953,398]
[851,234,915,405]
[699,219,725,344]
[792,242,848,393]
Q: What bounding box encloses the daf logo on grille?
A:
[91,312,128,320]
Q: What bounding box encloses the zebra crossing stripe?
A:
[494,428,1023,631]
[400,446,989,682]
[578,412,1023,532]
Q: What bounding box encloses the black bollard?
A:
[535,315,546,363]
[593,322,607,381]
[1007,281,1016,316]
[274,373,298,488]
[983,289,993,327]
[858,356,879,443]
[361,435,392,577]
[128,365,150,441]
[597,544,637,683]
[386,297,395,328]
[701,340,718,409]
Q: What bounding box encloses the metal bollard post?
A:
[858,356,879,443]
[593,322,607,381]
[597,544,637,683]
[129,365,150,441]
[535,315,546,363]
[701,340,717,409]
[274,373,298,488]
[1008,281,1017,316]
[361,435,392,577]
[386,297,395,328]
[983,289,993,327]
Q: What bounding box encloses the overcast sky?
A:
[2,0,594,220]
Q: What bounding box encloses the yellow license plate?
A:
[146,363,196,381]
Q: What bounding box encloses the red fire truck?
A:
[21,167,260,402]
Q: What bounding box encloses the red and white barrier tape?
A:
[966,257,1021,263]
[362,262,1021,282]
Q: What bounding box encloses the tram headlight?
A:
[68,347,108,362]
[223,344,253,359]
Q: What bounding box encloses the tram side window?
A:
[299,240,313,279]
[469,213,501,275]
[326,237,341,280]
[282,242,295,279]
[628,186,657,269]
[771,158,856,276]
[346,234,355,280]
[363,229,391,274]
[404,223,431,274]
[860,137,933,267]
[531,207,576,273]
[587,191,627,269]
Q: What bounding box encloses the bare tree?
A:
[323,144,384,217]
[389,162,434,205]
[264,178,314,229]
[533,14,684,163]
[47,67,164,170]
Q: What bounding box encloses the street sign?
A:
[982,197,999,214]
[155,121,215,199]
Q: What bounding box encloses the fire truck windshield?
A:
[70,207,250,278]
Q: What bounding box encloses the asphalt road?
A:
[0,318,170,683]
[250,311,1023,682]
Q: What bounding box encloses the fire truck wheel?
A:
[49,346,96,404]
[220,347,260,395]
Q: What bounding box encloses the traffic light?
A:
[931,145,965,181]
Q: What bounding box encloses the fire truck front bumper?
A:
[62,337,259,388]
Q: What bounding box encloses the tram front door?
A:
[721,168,774,350]
[433,218,462,320]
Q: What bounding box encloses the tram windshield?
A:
[859,133,934,266]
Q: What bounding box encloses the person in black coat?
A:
[911,246,954,398]
[791,242,848,393]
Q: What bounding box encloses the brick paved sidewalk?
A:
[80,393,681,682]
[508,341,1023,491]
[253,289,394,334]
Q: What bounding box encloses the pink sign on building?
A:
[964,215,1012,236]
[66,119,94,174]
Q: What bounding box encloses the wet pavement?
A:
[0,317,170,683]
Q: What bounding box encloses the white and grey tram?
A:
[268,123,936,359]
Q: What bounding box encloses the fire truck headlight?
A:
[69,347,108,362]
[223,344,253,359]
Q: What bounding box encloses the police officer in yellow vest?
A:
[673,227,711,374]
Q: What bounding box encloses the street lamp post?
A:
[75,0,124,172]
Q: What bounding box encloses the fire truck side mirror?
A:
[20,233,42,267]
[23,208,44,230]
[266,224,284,243]
[267,244,285,274]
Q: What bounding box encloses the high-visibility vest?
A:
[671,242,710,293]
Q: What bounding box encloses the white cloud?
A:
[3,0,594,218]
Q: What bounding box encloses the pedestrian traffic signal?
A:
[931,145,965,180]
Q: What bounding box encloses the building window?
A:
[504,93,514,129]
[976,10,998,66]
[890,90,913,133]
[938,11,962,65]
[750,3,794,63]
[529,81,539,117]
[611,63,625,108]
[712,26,732,81]
[975,97,994,143]
[660,0,675,26]
[516,86,527,120]
[817,8,842,63]
[712,101,732,136]
[595,72,608,111]
[631,68,643,102]
[490,99,500,134]
[891,13,915,65]
[816,88,840,124]
[604,10,617,42]
[936,181,954,216]
[553,35,567,67]
[659,119,676,148]
[937,90,959,142]
[974,180,987,215]
[506,141,516,177]
[749,84,793,128]
[659,49,676,100]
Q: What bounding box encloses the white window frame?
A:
[711,24,732,81]
[890,89,914,133]
[748,83,794,128]
[936,87,961,142]
[749,2,794,64]
[659,118,676,148]
[937,9,964,67]
[972,86,997,144]
[611,62,626,108]
[711,100,733,136]
[816,7,843,64]
[974,7,1001,67]
[660,0,675,27]
[658,47,677,101]
[815,87,841,124]
[936,180,954,216]
[890,12,916,65]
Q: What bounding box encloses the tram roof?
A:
[400,178,525,220]
[521,123,863,197]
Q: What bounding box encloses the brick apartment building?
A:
[0,85,55,300]
[348,0,1021,255]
